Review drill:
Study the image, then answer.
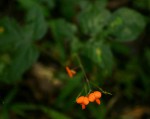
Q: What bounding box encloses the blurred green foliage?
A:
[0,0,149,119]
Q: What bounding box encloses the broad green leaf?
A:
[49,19,77,41]
[81,42,114,71]
[79,0,108,12]
[18,0,48,16]
[108,8,146,41]
[0,18,40,83]
[26,7,48,40]
[71,38,83,53]
[78,4,111,37]
[49,19,77,61]
[0,18,24,51]
[1,44,39,83]
[18,0,48,40]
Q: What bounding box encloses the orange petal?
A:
[83,97,89,105]
[66,66,73,78]
[76,96,84,104]
[88,93,95,102]
[95,99,101,105]
[94,91,102,98]
[81,104,86,110]
[71,70,76,75]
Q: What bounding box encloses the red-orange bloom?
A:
[88,91,102,105]
[76,96,89,109]
[66,66,76,78]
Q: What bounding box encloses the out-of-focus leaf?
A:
[108,8,146,41]
[18,0,48,40]
[1,44,39,83]
[0,18,39,83]
[18,0,55,10]
[78,4,111,37]
[49,19,77,62]
[49,19,77,41]
[71,38,83,53]
[60,0,107,20]
[81,42,114,71]
[0,18,24,51]
[26,7,48,40]
[41,107,71,119]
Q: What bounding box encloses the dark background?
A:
[0,0,150,119]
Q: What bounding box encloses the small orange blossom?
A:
[88,91,102,105]
[66,66,76,78]
[76,96,89,109]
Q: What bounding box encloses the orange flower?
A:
[66,66,76,78]
[76,96,89,109]
[88,91,102,105]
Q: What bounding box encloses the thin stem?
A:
[75,54,91,92]
[90,82,112,95]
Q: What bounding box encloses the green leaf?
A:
[108,8,146,41]
[0,18,39,83]
[71,38,83,53]
[79,0,108,11]
[81,42,114,71]
[0,18,24,51]
[49,19,77,41]
[1,44,39,83]
[78,4,111,37]
[49,19,77,61]
[26,7,48,40]
[18,0,48,40]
